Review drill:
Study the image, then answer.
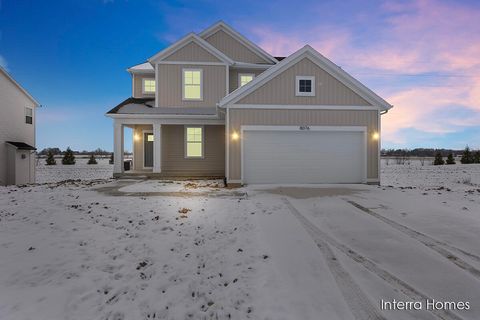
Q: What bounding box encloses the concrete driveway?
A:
[245,184,480,320]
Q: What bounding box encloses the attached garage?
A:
[242,126,366,184]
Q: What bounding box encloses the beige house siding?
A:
[161,125,225,176]
[132,125,225,176]
[229,68,265,93]
[228,109,379,181]
[132,74,155,98]
[164,42,222,62]
[158,64,227,107]
[204,29,270,64]
[0,71,36,185]
[237,58,371,106]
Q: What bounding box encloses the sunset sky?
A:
[1,0,479,151]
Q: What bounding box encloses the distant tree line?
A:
[432,147,480,166]
[38,147,113,156]
[381,148,462,157]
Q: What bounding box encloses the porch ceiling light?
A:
[231,132,239,141]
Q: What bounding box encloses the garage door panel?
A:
[243,130,365,184]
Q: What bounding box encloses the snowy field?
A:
[1,164,480,319]
[36,158,113,183]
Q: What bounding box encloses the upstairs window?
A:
[239,73,255,87]
[25,107,33,124]
[185,126,203,158]
[183,69,203,100]
[295,76,315,96]
[142,78,156,94]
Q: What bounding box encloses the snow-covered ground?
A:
[36,158,113,183]
[1,164,480,319]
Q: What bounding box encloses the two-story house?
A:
[106,21,393,185]
[0,66,39,185]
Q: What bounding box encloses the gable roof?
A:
[148,33,233,65]
[219,45,393,110]
[199,21,278,65]
[0,66,40,107]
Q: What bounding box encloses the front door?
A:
[143,132,153,168]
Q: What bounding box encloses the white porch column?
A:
[153,123,161,173]
[113,121,124,174]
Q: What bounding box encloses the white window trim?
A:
[238,73,255,87]
[295,76,315,97]
[25,107,33,125]
[182,68,203,101]
[184,125,205,159]
[142,130,153,169]
[142,78,156,95]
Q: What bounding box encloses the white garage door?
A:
[243,128,366,184]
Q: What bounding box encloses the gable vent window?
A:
[25,107,33,124]
[295,76,315,96]
[142,78,156,94]
[183,69,203,100]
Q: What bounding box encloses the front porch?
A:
[113,120,225,179]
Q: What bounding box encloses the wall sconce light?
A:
[372,132,380,140]
[231,132,239,141]
[134,134,140,141]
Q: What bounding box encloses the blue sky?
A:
[1,0,479,151]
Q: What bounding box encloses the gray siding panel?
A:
[161,125,225,176]
[228,109,379,181]
[205,30,270,64]
[132,125,225,176]
[164,42,222,62]
[158,64,226,107]
[229,68,265,93]
[133,74,155,98]
[237,58,372,106]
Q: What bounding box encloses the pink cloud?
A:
[248,0,480,147]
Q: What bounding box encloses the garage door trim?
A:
[240,125,367,184]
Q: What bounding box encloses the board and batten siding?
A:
[204,29,270,64]
[229,68,266,93]
[132,74,155,98]
[237,58,371,106]
[132,125,225,176]
[161,125,225,176]
[228,109,379,181]
[163,42,222,63]
[157,64,226,107]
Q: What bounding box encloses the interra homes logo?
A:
[381,299,471,311]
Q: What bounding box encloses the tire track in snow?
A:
[345,199,480,281]
[283,198,464,320]
[282,198,387,320]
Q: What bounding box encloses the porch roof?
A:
[106,97,218,116]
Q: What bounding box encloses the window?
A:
[239,73,255,87]
[25,107,33,124]
[183,69,202,100]
[185,126,203,158]
[295,76,315,96]
[142,78,155,94]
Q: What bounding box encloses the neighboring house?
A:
[0,66,39,186]
[106,21,393,185]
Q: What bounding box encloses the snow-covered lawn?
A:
[36,158,113,183]
[1,165,480,319]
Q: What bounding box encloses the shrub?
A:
[433,152,444,165]
[460,146,474,164]
[45,150,56,165]
[87,154,97,165]
[446,153,455,165]
[62,147,76,165]
[474,151,480,164]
